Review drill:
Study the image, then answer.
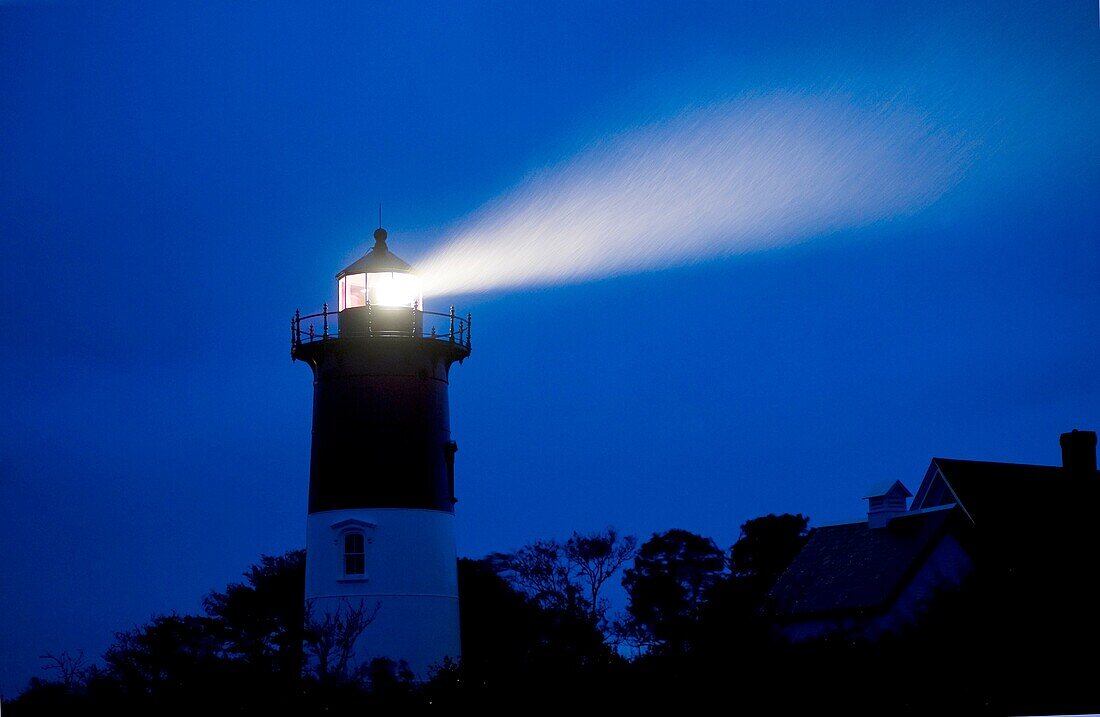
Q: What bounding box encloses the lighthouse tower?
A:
[291,227,471,677]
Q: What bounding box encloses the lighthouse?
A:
[291,227,471,677]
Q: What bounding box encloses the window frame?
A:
[343,530,366,576]
[329,518,376,583]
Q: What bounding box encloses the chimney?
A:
[1060,429,1097,474]
[864,480,912,529]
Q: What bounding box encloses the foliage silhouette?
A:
[488,526,636,631]
[621,529,726,653]
[8,514,1100,715]
[303,598,381,681]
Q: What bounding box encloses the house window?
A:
[344,531,366,576]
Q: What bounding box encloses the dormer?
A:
[864,480,912,529]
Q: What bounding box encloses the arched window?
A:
[344,531,366,576]
[330,518,375,580]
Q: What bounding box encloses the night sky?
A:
[2,0,1098,696]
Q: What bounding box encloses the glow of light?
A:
[415,92,971,296]
[368,271,423,308]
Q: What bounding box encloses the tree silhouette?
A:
[12,513,1096,714]
[441,557,620,707]
[303,598,381,682]
[696,513,810,658]
[37,651,88,692]
[488,540,579,615]
[729,513,809,587]
[100,613,234,707]
[489,527,636,633]
[456,558,543,674]
[202,549,305,678]
[565,528,638,628]
[621,529,725,653]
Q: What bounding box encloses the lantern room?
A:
[291,225,471,355]
[336,227,423,310]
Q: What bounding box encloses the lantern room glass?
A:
[339,271,422,311]
[338,274,367,311]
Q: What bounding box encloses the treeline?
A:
[6,512,1084,714]
[6,515,811,713]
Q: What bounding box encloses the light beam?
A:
[416,92,971,296]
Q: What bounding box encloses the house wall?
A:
[867,532,972,638]
[778,533,972,643]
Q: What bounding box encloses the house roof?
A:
[770,451,1100,623]
[917,458,1100,526]
[863,479,912,500]
[767,507,957,620]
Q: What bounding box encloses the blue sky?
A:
[1,0,1098,697]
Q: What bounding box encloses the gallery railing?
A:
[291,304,471,351]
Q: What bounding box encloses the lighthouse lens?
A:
[368,271,422,308]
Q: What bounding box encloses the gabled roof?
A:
[863,479,912,500]
[770,451,1100,623]
[913,458,1100,526]
[767,507,958,620]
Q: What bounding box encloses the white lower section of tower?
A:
[305,508,460,680]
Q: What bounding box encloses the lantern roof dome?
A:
[337,227,413,277]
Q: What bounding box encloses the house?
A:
[767,429,1099,642]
